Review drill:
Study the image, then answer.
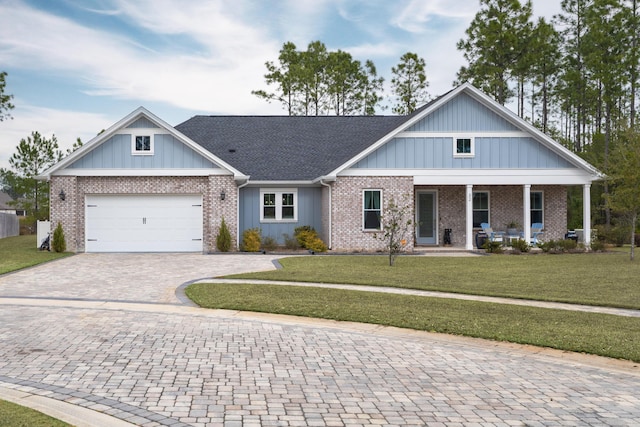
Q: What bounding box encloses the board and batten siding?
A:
[408,92,519,132]
[353,136,573,169]
[126,117,159,129]
[67,133,219,169]
[239,187,323,244]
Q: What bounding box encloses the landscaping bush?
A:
[52,222,66,253]
[482,239,503,253]
[510,238,530,253]
[590,239,606,252]
[240,228,262,252]
[216,217,232,252]
[283,233,300,250]
[538,239,582,253]
[597,225,629,247]
[294,226,328,253]
[261,236,278,252]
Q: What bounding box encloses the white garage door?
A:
[85,195,203,252]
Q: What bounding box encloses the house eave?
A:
[340,168,601,186]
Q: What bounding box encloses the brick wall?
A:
[331,176,414,251]
[330,180,568,251]
[50,175,237,252]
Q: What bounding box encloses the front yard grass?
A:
[186,282,640,362]
[0,235,71,275]
[228,253,640,309]
[187,252,640,362]
[0,398,71,426]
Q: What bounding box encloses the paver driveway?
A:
[1,253,639,426]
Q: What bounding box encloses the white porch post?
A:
[523,184,531,243]
[583,184,591,248]
[466,184,474,250]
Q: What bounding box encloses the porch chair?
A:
[480,223,505,242]
[530,222,544,245]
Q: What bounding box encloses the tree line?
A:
[252,41,429,116]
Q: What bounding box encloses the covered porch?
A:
[414,181,592,250]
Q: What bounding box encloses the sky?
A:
[0,0,563,170]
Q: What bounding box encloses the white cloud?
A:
[0,102,112,169]
[391,0,475,33]
[0,1,284,114]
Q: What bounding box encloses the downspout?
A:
[235,177,250,251]
[320,179,332,250]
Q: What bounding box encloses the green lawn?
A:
[228,253,640,309]
[187,252,640,362]
[0,399,71,427]
[0,235,71,275]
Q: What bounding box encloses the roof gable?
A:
[407,92,519,132]
[38,107,244,179]
[327,83,603,179]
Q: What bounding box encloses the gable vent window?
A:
[454,137,474,158]
[132,135,154,155]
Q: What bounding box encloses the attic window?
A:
[454,137,474,158]
[132,135,154,155]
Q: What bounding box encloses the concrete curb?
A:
[0,384,136,427]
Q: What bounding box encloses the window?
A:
[132,135,154,155]
[363,190,382,230]
[260,189,297,222]
[454,137,474,157]
[472,191,489,228]
[530,191,543,224]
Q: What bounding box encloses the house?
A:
[38,84,603,253]
[0,191,25,216]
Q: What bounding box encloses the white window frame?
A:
[472,191,490,228]
[260,189,297,222]
[530,191,544,225]
[131,134,154,155]
[453,136,475,158]
[363,189,382,231]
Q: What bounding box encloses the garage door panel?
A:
[85,195,203,252]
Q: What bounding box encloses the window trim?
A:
[472,191,490,229]
[453,136,475,158]
[530,190,544,225]
[131,134,154,155]
[363,189,382,231]
[260,189,298,222]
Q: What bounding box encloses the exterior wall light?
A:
[220,191,226,201]
[59,190,66,201]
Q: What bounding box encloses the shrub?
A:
[303,235,328,253]
[294,226,327,253]
[52,222,66,253]
[590,239,606,252]
[216,218,232,252]
[557,238,578,252]
[482,239,503,253]
[261,236,278,252]
[538,239,582,254]
[510,238,530,253]
[240,228,262,252]
[283,233,300,250]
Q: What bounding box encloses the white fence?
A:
[0,212,19,239]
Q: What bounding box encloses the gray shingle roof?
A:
[175,115,407,181]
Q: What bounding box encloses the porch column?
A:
[523,184,531,243]
[466,184,474,250]
[583,184,591,249]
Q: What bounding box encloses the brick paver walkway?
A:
[1,254,639,426]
